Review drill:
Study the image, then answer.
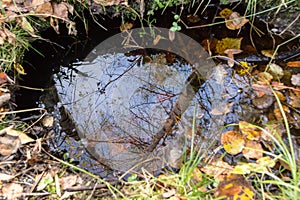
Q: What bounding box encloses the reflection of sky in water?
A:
[55,53,196,171]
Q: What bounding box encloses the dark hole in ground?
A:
[16,3,300,178]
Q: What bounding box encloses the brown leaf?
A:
[201,159,233,178]
[291,73,300,86]
[60,175,78,190]
[215,174,254,200]
[242,140,263,160]
[153,34,161,45]
[0,72,14,85]
[120,22,133,32]
[53,2,69,20]
[225,12,249,30]
[1,183,23,200]
[93,0,128,6]
[32,0,53,16]
[221,131,245,155]
[42,116,54,127]
[0,133,20,156]
[289,90,300,108]
[6,127,35,144]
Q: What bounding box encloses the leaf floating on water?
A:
[239,121,261,141]
[215,37,243,55]
[261,50,277,59]
[215,174,254,200]
[221,131,245,155]
[225,12,249,30]
[267,63,284,79]
[120,22,133,32]
[257,72,273,84]
[287,61,300,67]
[219,8,233,18]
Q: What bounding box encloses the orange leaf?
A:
[287,61,300,67]
[221,131,245,155]
[242,140,263,160]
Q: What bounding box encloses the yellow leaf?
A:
[13,63,26,75]
[215,37,243,55]
[21,17,35,35]
[239,121,261,140]
[236,61,251,76]
[242,140,263,160]
[219,8,233,18]
[221,131,245,155]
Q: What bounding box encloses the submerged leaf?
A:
[221,131,245,155]
[215,37,242,55]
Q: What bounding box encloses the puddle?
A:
[17,4,300,176]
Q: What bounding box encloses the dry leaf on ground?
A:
[201,159,233,179]
[267,63,284,80]
[1,183,23,200]
[291,73,300,86]
[242,140,263,160]
[6,127,35,144]
[0,133,20,156]
[221,131,245,155]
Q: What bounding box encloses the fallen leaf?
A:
[32,0,53,16]
[267,63,284,80]
[53,2,69,20]
[13,63,26,75]
[186,14,200,23]
[261,50,277,59]
[261,122,283,141]
[36,172,54,191]
[6,127,35,144]
[252,94,274,109]
[221,131,245,155]
[1,183,23,200]
[225,12,249,30]
[239,121,261,141]
[242,140,263,160]
[0,173,14,181]
[0,133,20,156]
[256,156,276,168]
[93,0,128,6]
[224,49,242,67]
[60,175,78,190]
[257,72,273,84]
[0,72,14,85]
[215,37,243,55]
[287,61,300,67]
[153,34,161,45]
[215,174,254,200]
[219,8,233,18]
[201,159,233,178]
[291,73,300,86]
[42,116,54,127]
[0,93,11,107]
[289,90,300,108]
[120,22,133,32]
